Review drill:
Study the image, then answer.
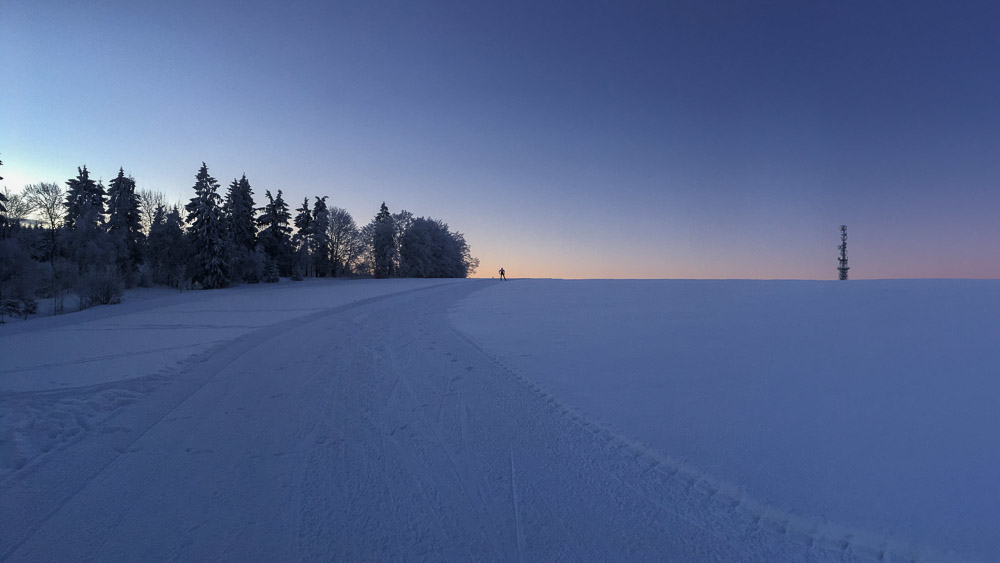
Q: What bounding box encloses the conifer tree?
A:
[64,166,106,230]
[63,168,111,275]
[106,168,144,284]
[224,174,256,253]
[311,196,330,277]
[0,155,10,241]
[224,174,257,282]
[293,198,313,247]
[0,155,6,229]
[184,163,230,289]
[262,256,280,283]
[372,202,395,278]
[148,205,190,287]
[257,189,293,276]
[293,198,313,276]
[0,193,7,240]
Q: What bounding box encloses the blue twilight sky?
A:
[2,1,999,279]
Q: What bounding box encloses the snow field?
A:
[2,277,993,561]
[451,279,1000,562]
[0,279,459,478]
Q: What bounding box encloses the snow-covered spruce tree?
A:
[184,163,230,289]
[64,166,106,230]
[371,202,395,278]
[225,174,256,251]
[0,156,8,238]
[0,155,5,236]
[224,174,257,282]
[257,189,293,277]
[311,196,330,277]
[0,188,25,240]
[148,205,190,288]
[106,168,144,286]
[63,168,115,295]
[292,198,312,277]
[262,255,279,283]
[291,245,308,281]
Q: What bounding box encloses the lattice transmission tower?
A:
[837,225,849,280]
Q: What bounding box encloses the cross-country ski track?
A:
[0,279,947,561]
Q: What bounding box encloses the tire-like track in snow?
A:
[2,282,891,561]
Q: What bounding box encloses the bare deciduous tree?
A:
[24,182,64,262]
[2,188,35,237]
[24,183,64,231]
[138,188,166,233]
[327,206,361,276]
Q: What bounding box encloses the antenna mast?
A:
[837,225,849,280]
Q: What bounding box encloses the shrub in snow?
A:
[263,259,279,283]
[0,238,41,322]
[75,270,124,310]
[2,294,38,320]
[237,249,266,284]
[135,263,153,288]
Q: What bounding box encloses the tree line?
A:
[0,158,479,321]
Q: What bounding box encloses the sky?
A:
[2,0,999,279]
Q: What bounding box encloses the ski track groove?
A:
[510,449,525,563]
[0,342,222,375]
[385,327,509,561]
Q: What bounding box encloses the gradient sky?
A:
[3,1,999,279]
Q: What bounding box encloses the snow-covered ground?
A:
[1,278,995,561]
[0,278,454,393]
[452,279,1000,562]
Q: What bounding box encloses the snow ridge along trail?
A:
[4,280,904,561]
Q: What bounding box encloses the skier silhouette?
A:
[499,267,506,280]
